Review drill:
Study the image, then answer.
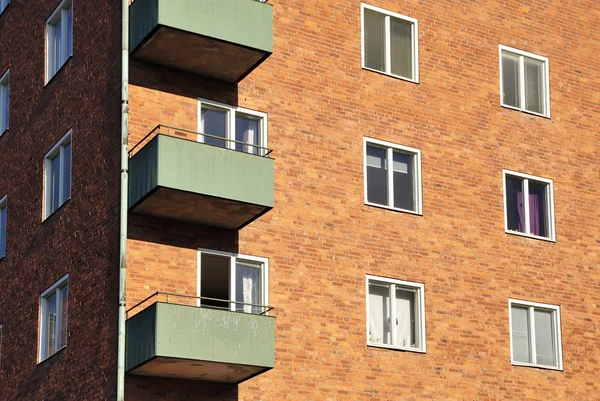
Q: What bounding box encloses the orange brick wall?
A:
[126,0,600,400]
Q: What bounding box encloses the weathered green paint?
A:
[130,0,273,53]
[129,135,274,210]
[126,303,275,372]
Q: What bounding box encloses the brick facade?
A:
[2,0,600,400]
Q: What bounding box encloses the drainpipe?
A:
[117,0,129,399]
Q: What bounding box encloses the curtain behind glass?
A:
[511,305,531,363]
[528,181,548,237]
[368,282,391,345]
[390,18,412,79]
[366,145,388,206]
[502,52,520,108]
[54,19,62,72]
[524,58,545,114]
[392,152,415,211]
[235,116,260,155]
[202,108,227,148]
[534,309,556,366]
[51,155,61,212]
[505,176,524,233]
[395,288,416,348]
[236,261,261,314]
[364,10,385,72]
[47,293,57,357]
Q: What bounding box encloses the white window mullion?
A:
[518,55,526,110]
[387,148,394,207]
[227,110,235,150]
[523,178,530,234]
[529,306,537,365]
[229,256,236,311]
[389,284,397,346]
[384,16,391,75]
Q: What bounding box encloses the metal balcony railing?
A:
[129,125,273,158]
[126,291,274,319]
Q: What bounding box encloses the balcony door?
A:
[197,249,268,314]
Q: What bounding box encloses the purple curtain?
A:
[529,193,540,236]
[516,191,525,233]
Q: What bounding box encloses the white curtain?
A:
[511,306,531,363]
[534,309,555,366]
[236,262,261,314]
[395,288,415,347]
[368,283,390,345]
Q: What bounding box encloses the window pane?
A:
[390,18,413,79]
[505,176,525,233]
[366,145,388,206]
[392,152,415,211]
[528,181,549,237]
[534,309,556,366]
[51,155,61,212]
[501,52,520,108]
[54,19,63,72]
[235,261,262,313]
[524,58,545,114]
[364,10,385,72]
[59,286,68,349]
[235,116,260,155]
[511,305,531,363]
[47,293,57,357]
[395,287,417,348]
[65,5,73,58]
[0,205,6,257]
[368,282,391,345]
[201,108,227,148]
[62,142,72,202]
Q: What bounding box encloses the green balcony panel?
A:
[126,303,275,383]
[130,0,273,82]
[129,135,274,229]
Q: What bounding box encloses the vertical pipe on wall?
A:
[117,0,129,399]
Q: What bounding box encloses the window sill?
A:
[43,198,71,222]
[501,103,550,119]
[0,127,6,138]
[367,342,426,354]
[365,201,422,216]
[505,229,555,243]
[37,344,67,365]
[511,361,562,371]
[45,55,73,87]
[362,66,419,84]
[0,3,11,17]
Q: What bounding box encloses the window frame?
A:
[508,298,563,370]
[0,69,9,135]
[502,169,555,242]
[360,3,419,83]
[43,130,72,219]
[197,98,268,156]
[45,0,73,84]
[0,0,10,15]
[39,274,69,362]
[499,45,550,118]
[0,195,6,259]
[363,137,423,215]
[196,248,269,313]
[366,274,426,353]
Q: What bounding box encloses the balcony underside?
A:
[133,26,269,83]
[129,356,270,383]
[130,186,271,229]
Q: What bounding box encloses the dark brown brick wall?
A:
[0,0,121,400]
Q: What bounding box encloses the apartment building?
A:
[0,0,599,400]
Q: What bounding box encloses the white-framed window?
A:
[366,275,426,352]
[364,137,422,214]
[0,195,6,259]
[503,170,555,241]
[0,0,10,15]
[44,130,72,219]
[361,3,419,82]
[197,249,268,314]
[0,69,9,135]
[499,45,550,117]
[197,99,268,156]
[39,275,69,362]
[509,299,562,370]
[46,0,73,83]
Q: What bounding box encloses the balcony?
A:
[126,293,275,383]
[128,126,274,229]
[129,0,273,82]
